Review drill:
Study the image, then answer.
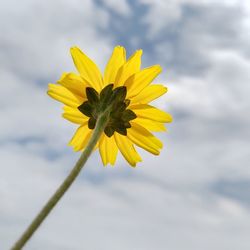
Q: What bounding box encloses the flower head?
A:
[48,46,172,166]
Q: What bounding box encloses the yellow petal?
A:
[114,133,142,167]
[130,104,173,123]
[99,134,118,166]
[133,118,166,132]
[69,124,92,151]
[57,72,89,98]
[62,106,88,124]
[130,84,167,104]
[114,49,142,87]
[47,84,84,108]
[127,122,163,155]
[125,65,162,98]
[70,47,103,91]
[104,46,126,86]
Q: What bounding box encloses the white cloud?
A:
[167,49,250,119]
[1,0,250,249]
[139,0,250,39]
[0,0,112,81]
[100,0,131,16]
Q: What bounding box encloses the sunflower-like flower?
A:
[48,46,172,166]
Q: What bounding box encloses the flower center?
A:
[78,84,136,137]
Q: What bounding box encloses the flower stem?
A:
[11,111,109,250]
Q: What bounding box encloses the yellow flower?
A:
[48,46,172,166]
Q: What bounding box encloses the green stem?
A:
[11,111,109,250]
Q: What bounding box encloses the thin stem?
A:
[11,111,109,250]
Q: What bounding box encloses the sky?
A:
[1,0,250,249]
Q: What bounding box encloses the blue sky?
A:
[1,0,250,249]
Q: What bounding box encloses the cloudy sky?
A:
[1,0,250,249]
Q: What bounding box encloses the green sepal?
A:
[111,86,127,103]
[122,109,137,121]
[100,84,114,105]
[115,126,127,136]
[124,99,130,107]
[111,101,126,115]
[78,101,93,117]
[113,121,127,136]
[79,85,136,137]
[88,117,96,129]
[124,122,131,128]
[104,126,115,137]
[86,87,99,105]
